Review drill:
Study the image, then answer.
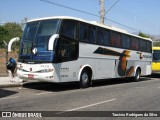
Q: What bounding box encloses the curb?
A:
[0,80,44,88]
[0,83,23,88]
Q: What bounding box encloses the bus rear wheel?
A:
[134,68,141,82]
[80,70,90,88]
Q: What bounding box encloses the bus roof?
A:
[28,16,152,42]
[153,47,160,50]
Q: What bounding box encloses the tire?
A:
[80,70,90,88]
[134,69,141,82]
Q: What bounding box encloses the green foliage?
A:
[153,42,160,47]
[138,32,149,38]
[0,22,22,50]
[0,26,8,36]
[0,26,9,48]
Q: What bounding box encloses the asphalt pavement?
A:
[1,76,160,120]
[0,75,158,88]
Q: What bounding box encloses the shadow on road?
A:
[91,77,154,88]
[23,81,79,92]
[150,74,160,78]
[22,76,156,92]
[0,89,18,98]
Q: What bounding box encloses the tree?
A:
[0,22,22,49]
[153,42,160,46]
[138,32,149,38]
[0,26,9,48]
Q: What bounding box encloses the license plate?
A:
[28,74,34,78]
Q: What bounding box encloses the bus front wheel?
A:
[80,70,90,88]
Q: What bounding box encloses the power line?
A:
[105,18,138,31]
[40,0,139,32]
[105,0,120,15]
[106,0,158,33]
[40,0,100,18]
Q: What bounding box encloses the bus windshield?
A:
[153,50,160,61]
[21,19,60,54]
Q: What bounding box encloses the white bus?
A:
[17,16,152,88]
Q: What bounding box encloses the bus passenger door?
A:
[55,35,79,82]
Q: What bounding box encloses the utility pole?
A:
[99,0,105,24]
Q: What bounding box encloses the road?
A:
[0,76,160,120]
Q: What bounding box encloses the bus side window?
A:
[147,41,152,53]
[79,24,96,44]
[88,26,96,44]
[57,38,78,62]
[97,28,109,46]
[96,28,104,45]
[61,20,77,39]
[131,37,139,51]
[139,39,147,52]
[80,24,88,42]
[110,31,121,48]
[122,34,131,49]
[103,30,109,46]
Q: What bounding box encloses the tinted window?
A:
[79,24,96,43]
[97,29,104,45]
[122,34,131,49]
[103,30,109,46]
[131,37,139,50]
[110,31,121,47]
[139,39,147,52]
[147,41,152,53]
[153,50,160,61]
[61,20,77,39]
[56,36,78,62]
[80,24,88,42]
[88,26,96,43]
[97,28,103,45]
[22,20,60,53]
[38,20,59,36]
[22,42,32,54]
[97,28,109,46]
[35,20,59,51]
[23,21,39,42]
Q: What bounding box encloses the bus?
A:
[17,16,152,88]
[152,47,160,74]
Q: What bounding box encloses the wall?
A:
[0,49,18,76]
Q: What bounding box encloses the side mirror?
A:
[8,37,20,52]
[48,34,59,51]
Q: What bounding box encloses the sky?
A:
[0,0,160,35]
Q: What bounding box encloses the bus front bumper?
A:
[17,70,60,83]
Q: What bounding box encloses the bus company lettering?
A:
[142,55,152,58]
